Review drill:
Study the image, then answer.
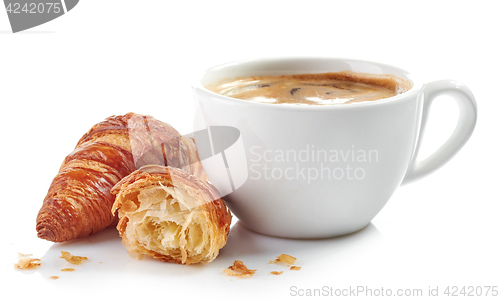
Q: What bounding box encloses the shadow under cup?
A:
[192,57,475,239]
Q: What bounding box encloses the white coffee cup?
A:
[192,57,477,239]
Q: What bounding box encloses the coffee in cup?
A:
[205,71,412,105]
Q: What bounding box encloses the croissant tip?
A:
[36,211,67,243]
[36,219,62,242]
[37,226,56,242]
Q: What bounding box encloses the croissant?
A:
[36,113,205,242]
[111,165,231,265]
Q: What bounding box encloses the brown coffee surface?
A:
[206,71,412,105]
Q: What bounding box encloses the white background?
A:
[1,1,498,299]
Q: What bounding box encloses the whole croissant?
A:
[36,113,205,242]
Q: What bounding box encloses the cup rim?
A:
[192,56,423,110]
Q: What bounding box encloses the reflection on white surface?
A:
[10,219,383,295]
[221,221,382,259]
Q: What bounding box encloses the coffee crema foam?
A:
[206,71,412,105]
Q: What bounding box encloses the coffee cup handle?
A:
[401,80,477,185]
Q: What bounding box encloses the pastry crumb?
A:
[17,252,33,258]
[222,260,256,278]
[61,268,75,272]
[270,271,283,275]
[269,254,297,265]
[290,266,302,270]
[60,251,88,265]
[49,276,59,280]
[14,257,41,270]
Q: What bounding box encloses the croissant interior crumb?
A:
[17,252,33,258]
[123,185,210,263]
[14,258,41,270]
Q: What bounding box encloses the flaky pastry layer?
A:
[111,165,231,265]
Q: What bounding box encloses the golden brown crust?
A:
[111,166,231,265]
[36,113,206,243]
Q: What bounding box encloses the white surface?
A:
[1,1,498,299]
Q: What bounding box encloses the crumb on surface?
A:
[270,271,283,275]
[60,251,88,265]
[14,257,41,270]
[17,252,33,258]
[269,254,297,265]
[290,266,302,270]
[222,260,256,278]
[49,276,59,280]
[61,268,75,272]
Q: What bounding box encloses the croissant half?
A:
[36,113,205,242]
[111,165,231,265]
